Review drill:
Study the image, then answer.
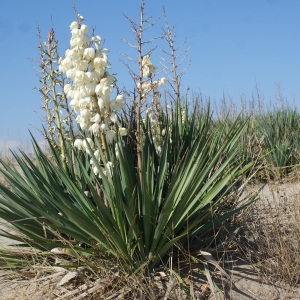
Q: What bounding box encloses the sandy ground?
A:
[220,182,300,300]
[0,183,299,299]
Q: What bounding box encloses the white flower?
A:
[119,127,127,136]
[75,60,89,71]
[81,24,88,33]
[115,144,120,159]
[84,47,95,60]
[93,150,101,161]
[106,130,116,144]
[83,138,94,153]
[149,64,156,73]
[160,77,167,85]
[100,122,108,132]
[102,85,111,95]
[85,82,97,95]
[90,123,100,134]
[66,68,76,79]
[71,28,81,37]
[76,114,90,129]
[70,36,84,47]
[142,55,151,67]
[75,70,85,82]
[90,71,99,82]
[95,83,102,95]
[70,21,78,31]
[105,74,115,85]
[77,98,86,109]
[94,57,106,69]
[64,84,72,95]
[80,108,91,119]
[93,165,99,175]
[70,99,80,112]
[110,94,124,111]
[110,112,118,123]
[142,65,150,78]
[105,161,113,177]
[97,97,106,109]
[90,113,101,123]
[158,77,167,87]
[141,55,156,78]
[74,139,84,150]
[67,89,75,99]
[115,95,124,102]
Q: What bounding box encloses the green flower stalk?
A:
[37,27,74,170]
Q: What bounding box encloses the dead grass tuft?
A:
[239,183,300,286]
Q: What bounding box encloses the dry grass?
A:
[239,182,300,286]
[0,264,195,299]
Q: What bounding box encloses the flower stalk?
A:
[37,27,73,171]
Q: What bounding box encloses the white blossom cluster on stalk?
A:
[142,55,156,78]
[59,16,127,140]
[137,55,167,101]
[137,55,168,154]
[59,15,127,176]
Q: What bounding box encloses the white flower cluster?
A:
[59,16,126,144]
[142,55,156,78]
[89,150,113,178]
[145,108,158,127]
[144,108,166,154]
[74,137,116,179]
[137,55,167,101]
[137,77,167,101]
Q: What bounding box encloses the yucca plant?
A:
[0,9,254,279]
[0,101,251,273]
[257,109,300,179]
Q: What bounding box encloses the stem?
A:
[100,132,108,161]
[136,0,145,184]
[100,132,108,207]
[48,47,67,171]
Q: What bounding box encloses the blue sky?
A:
[1,0,300,147]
